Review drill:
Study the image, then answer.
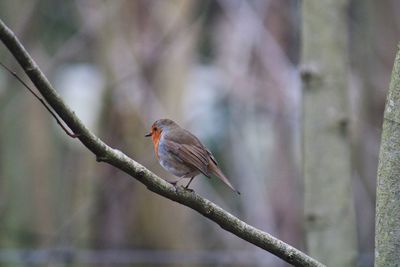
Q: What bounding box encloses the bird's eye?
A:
[153,127,158,131]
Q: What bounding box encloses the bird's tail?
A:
[209,162,240,195]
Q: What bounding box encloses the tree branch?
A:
[0,18,325,267]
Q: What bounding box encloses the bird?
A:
[145,119,240,194]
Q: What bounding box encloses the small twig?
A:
[0,61,78,138]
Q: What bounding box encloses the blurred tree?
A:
[349,0,378,264]
[89,0,208,255]
[301,0,357,266]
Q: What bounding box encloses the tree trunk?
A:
[301,0,358,266]
[375,44,400,267]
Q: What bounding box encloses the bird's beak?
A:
[145,132,152,137]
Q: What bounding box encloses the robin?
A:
[145,119,240,194]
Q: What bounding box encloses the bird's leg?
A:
[184,177,195,192]
[167,177,184,186]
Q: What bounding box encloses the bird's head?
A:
[145,119,179,138]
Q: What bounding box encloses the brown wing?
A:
[162,139,211,177]
[206,149,218,166]
[164,128,240,194]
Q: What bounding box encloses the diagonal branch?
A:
[0,18,325,267]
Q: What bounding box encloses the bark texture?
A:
[375,45,400,267]
[301,0,357,266]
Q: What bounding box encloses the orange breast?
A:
[152,129,162,160]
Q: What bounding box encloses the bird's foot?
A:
[168,180,178,186]
[166,177,185,187]
[183,185,194,193]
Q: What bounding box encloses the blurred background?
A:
[0,0,398,266]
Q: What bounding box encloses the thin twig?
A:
[0,61,78,138]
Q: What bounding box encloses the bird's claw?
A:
[168,181,178,186]
[183,186,194,193]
